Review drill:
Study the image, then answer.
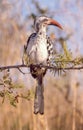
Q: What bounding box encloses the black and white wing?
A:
[47,36,54,66]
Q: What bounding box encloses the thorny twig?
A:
[0,64,83,72]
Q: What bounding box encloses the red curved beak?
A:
[48,19,63,30]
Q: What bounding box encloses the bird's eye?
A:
[42,19,48,23]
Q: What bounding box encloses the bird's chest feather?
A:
[27,38,48,64]
[36,39,48,63]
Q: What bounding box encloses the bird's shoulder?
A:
[27,33,36,46]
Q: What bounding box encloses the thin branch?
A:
[0,64,83,72]
[17,67,27,75]
[0,64,27,71]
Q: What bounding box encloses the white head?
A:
[34,16,63,32]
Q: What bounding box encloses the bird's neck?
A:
[37,26,47,38]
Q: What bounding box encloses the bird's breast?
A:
[36,40,48,64]
[27,38,48,65]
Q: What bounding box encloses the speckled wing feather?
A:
[47,36,54,66]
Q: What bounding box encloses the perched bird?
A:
[26,16,63,114]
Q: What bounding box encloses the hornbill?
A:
[26,16,63,114]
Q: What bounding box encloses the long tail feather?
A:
[34,76,44,114]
